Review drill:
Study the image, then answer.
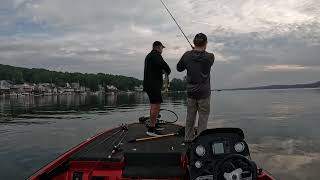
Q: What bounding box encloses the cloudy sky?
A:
[0,0,319,88]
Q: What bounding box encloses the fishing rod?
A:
[159,0,193,49]
[159,0,218,92]
[87,124,128,172]
[107,126,128,158]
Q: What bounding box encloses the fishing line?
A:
[159,109,179,123]
[139,108,179,124]
[159,0,217,109]
[159,0,193,49]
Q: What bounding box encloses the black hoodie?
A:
[143,50,171,91]
[177,50,214,99]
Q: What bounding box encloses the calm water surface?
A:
[1,89,320,180]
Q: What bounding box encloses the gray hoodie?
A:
[177,50,214,99]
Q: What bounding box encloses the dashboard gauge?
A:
[195,145,206,156]
[195,161,202,169]
[234,142,245,153]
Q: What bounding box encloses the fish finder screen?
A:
[212,143,224,154]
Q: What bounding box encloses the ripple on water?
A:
[1,91,320,179]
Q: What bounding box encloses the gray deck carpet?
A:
[70,123,186,162]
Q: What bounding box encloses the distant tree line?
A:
[169,77,187,91]
[0,64,141,91]
[0,64,187,91]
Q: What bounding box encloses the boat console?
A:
[188,128,258,180]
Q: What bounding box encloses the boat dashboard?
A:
[188,128,257,180]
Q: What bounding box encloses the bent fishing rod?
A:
[159,0,218,91]
[159,0,193,49]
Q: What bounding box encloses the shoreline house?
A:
[72,82,85,94]
[34,84,46,95]
[10,84,24,94]
[22,83,34,95]
[60,83,75,95]
[0,80,12,95]
[63,88,75,95]
[33,83,56,95]
[1,80,121,96]
[106,85,118,92]
[134,85,143,92]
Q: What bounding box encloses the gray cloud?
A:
[0,0,320,88]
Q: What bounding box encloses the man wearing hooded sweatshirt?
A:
[177,33,215,142]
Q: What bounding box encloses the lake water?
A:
[1,89,320,180]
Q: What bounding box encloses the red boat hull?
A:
[29,125,276,180]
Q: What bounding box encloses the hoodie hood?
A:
[176,50,215,99]
[191,50,207,62]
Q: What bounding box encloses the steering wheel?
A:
[213,154,258,180]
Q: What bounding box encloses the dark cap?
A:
[153,41,165,48]
[193,33,207,46]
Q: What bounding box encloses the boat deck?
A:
[70,123,186,162]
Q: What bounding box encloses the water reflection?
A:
[0,94,143,120]
[0,90,320,180]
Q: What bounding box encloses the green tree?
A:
[170,77,187,91]
[0,64,142,91]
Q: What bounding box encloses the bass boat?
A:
[29,112,276,180]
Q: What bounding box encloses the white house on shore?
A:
[0,80,12,89]
[106,85,118,92]
[0,80,12,94]
[134,85,143,92]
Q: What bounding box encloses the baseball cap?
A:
[153,41,166,48]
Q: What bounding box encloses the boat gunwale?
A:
[27,127,119,180]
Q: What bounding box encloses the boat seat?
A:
[122,152,186,178]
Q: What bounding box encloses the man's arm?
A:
[209,53,215,66]
[156,55,171,75]
[177,52,187,72]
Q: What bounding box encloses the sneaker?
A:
[146,127,162,137]
[155,123,165,131]
[146,123,165,131]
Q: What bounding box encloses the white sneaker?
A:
[155,123,165,131]
[146,128,162,137]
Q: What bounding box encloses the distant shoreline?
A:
[214,81,320,91]
[214,87,320,92]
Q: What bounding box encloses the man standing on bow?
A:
[143,41,171,136]
[177,33,215,142]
